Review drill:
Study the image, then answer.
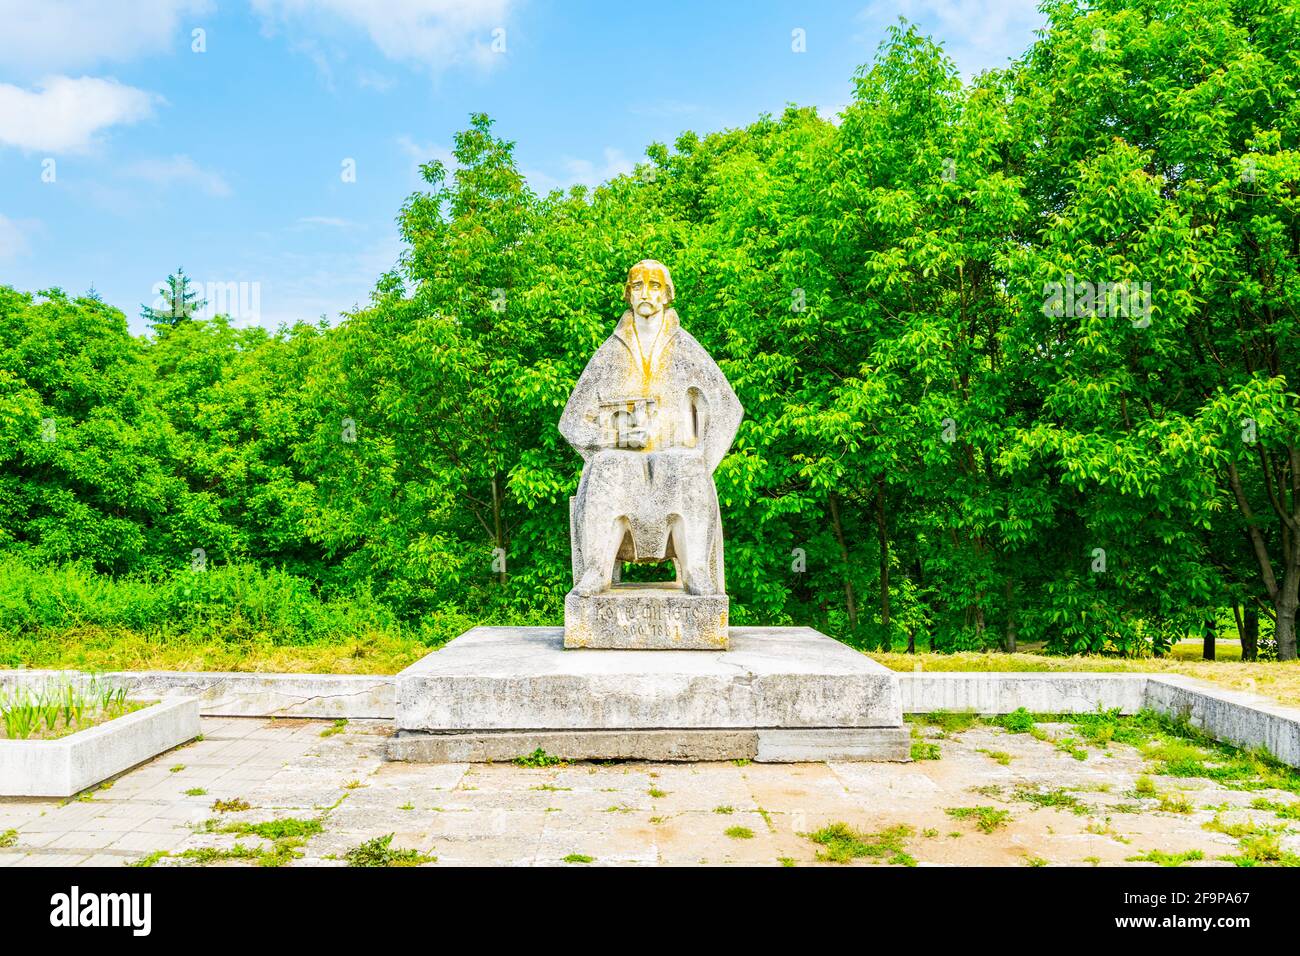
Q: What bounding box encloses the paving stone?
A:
[8,711,1293,867]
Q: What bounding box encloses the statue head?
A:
[624,259,674,320]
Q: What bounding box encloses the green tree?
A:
[142,268,206,330]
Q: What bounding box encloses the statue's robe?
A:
[559,307,743,595]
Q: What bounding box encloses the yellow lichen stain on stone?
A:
[711,612,730,648]
[564,612,593,649]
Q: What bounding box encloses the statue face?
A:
[627,265,670,319]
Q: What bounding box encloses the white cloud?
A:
[123,155,232,197]
[290,37,339,91]
[857,0,1044,78]
[357,69,396,92]
[0,214,36,260]
[0,76,158,153]
[526,148,635,194]
[564,148,634,184]
[252,0,513,74]
[397,135,457,184]
[399,136,633,196]
[817,103,848,126]
[244,234,404,328]
[0,0,212,74]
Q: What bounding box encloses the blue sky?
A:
[0,0,1045,333]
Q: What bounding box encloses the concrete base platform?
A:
[389,726,910,763]
[390,626,908,763]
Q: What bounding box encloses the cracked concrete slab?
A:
[4,712,1296,867]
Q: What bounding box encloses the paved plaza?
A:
[1,715,1296,867]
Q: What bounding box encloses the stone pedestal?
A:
[564,585,728,650]
[388,626,909,763]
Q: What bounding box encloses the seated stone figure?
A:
[560,260,743,615]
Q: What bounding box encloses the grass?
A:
[1202,814,1284,839]
[0,630,431,674]
[0,557,463,675]
[977,748,1013,765]
[1012,785,1089,815]
[145,817,326,868]
[190,815,325,866]
[563,853,594,864]
[994,708,1037,734]
[184,787,207,797]
[1222,832,1300,867]
[713,805,734,814]
[344,834,435,867]
[1126,849,1206,867]
[910,740,941,760]
[1053,737,1089,761]
[320,719,348,737]
[1085,820,1130,843]
[177,844,266,865]
[202,817,323,841]
[0,829,16,848]
[212,797,251,813]
[1129,719,1300,794]
[805,822,916,865]
[988,707,1300,796]
[0,678,145,740]
[1251,797,1300,820]
[915,710,980,735]
[869,647,1300,708]
[945,806,1012,834]
[725,826,754,840]
[513,748,565,768]
[1157,791,1194,814]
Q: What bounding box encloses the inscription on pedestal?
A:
[565,588,728,650]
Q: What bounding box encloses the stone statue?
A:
[560,259,743,649]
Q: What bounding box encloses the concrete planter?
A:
[0,696,200,797]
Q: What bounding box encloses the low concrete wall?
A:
[0,670,394,719]
[120,672,394,719]
[898,672,1147,715]
[1144,675,1300,769]
[0,696,200,797]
